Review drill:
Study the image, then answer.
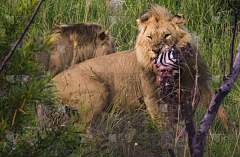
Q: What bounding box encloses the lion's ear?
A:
[137,11,153,24]
[99,29,110,41]
[172,13,185,26]
[136,19,141,24]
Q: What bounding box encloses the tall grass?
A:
[34,0,240,156]
[3,0,240,156]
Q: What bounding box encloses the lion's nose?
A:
[152,47,162,55]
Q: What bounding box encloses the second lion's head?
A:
[135,4,193,70]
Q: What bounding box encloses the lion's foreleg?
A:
[140,72,169,131]
[200,84,236,130]
[144,95,170,131]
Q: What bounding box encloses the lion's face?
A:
[135,5,191,70]
[95,29,116,57]
[143,21,179,58]
[101,40,116,55]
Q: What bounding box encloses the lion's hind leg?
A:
[69,79,109,138]
[200,84,236,130]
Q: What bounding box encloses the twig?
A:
[184,133,188,157]
[0,0,45,73]
[223,62,226,81]
[0,84,10,97]
[183,102,196,156]
[227,0,238,74]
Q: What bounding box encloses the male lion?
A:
[36,22,116,77]
[35,22,116,124]
[53,5,235,134]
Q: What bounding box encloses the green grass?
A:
[4,0,240,156]
[36,0,240,156]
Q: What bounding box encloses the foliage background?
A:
[0,0,240,156]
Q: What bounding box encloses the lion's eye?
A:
[147,36,152,40]
[164,34,171,39]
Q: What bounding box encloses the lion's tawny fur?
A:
[36,22,116,77]
[53,5,235,133]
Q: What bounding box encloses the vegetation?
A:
[0,0,240,156]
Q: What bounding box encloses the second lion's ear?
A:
[99,29,110,41]
[172,13,185,26]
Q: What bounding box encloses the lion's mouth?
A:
[152,43,193,87]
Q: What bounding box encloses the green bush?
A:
[0,1,81,156]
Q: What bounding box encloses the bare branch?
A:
[179,100,196,156]
[170,2,239,156]
[0,0,45,73]
[223,62,226,81]
[190,2,239,155]
[193,42,240,157]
